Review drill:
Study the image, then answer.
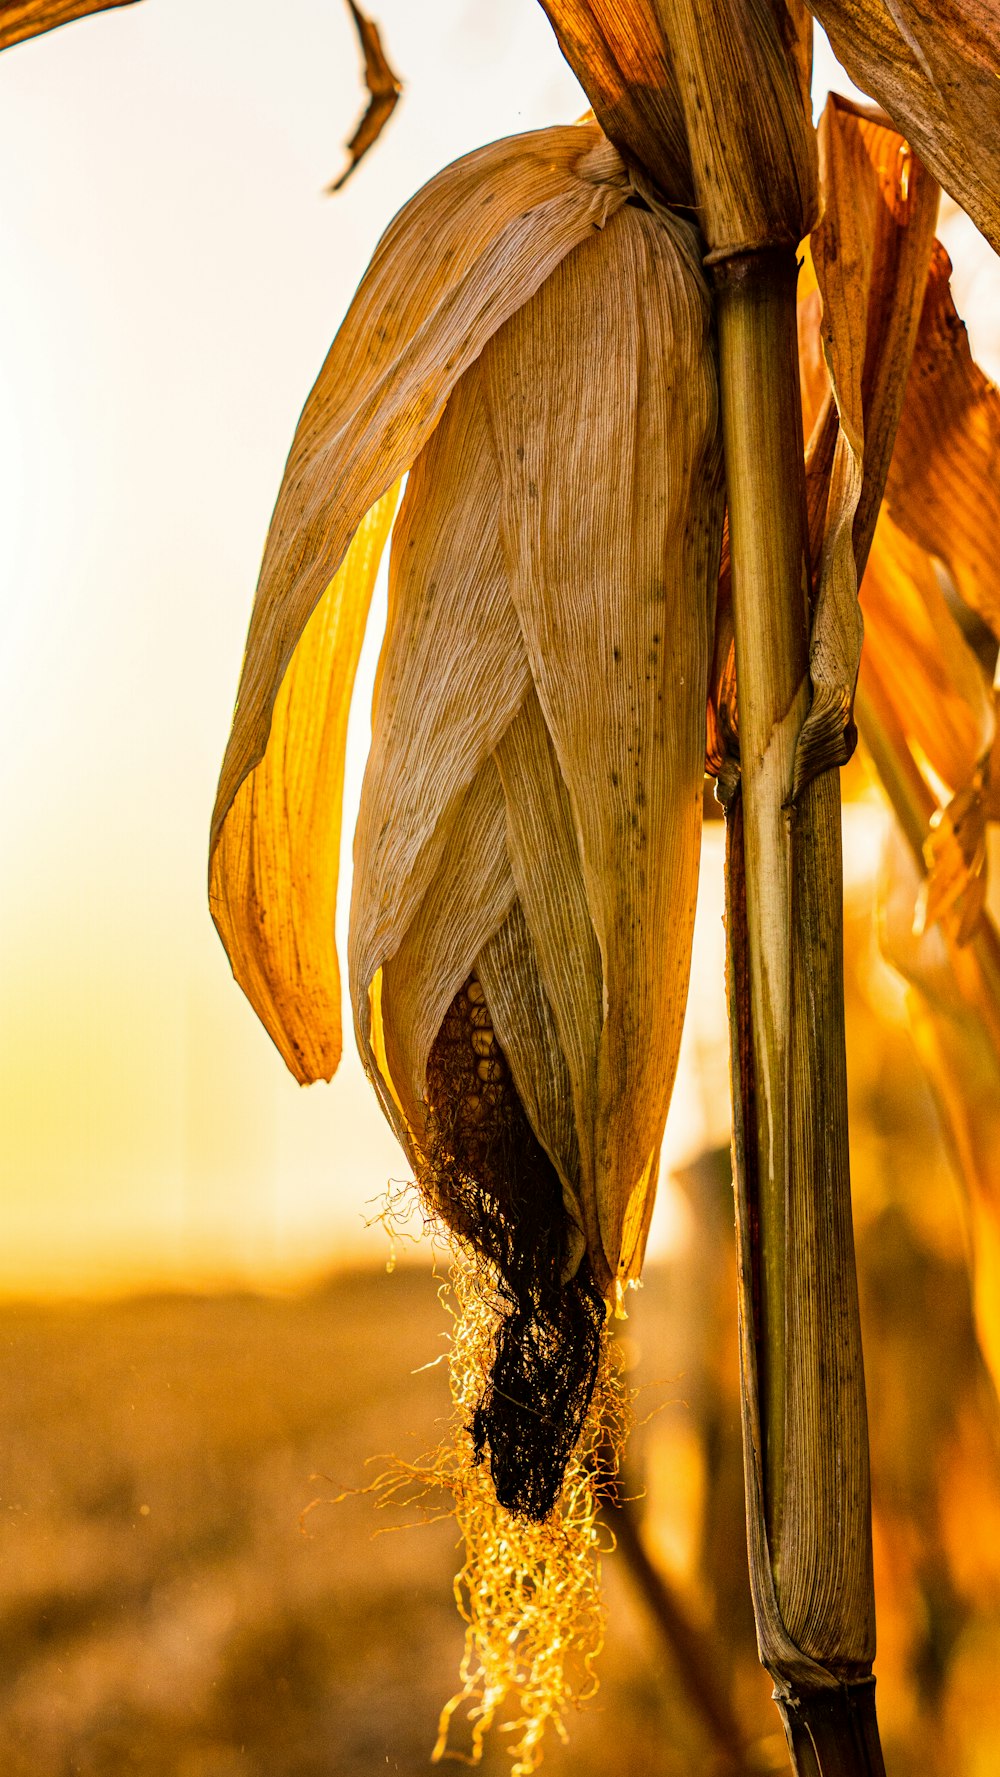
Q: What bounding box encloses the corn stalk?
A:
[718,246,880,1775]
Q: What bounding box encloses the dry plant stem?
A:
[718,247,881,1775]
[716,246,811,1533]
[778,1681,884,1777]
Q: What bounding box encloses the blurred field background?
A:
[2,882,1000,1776]
[2,2,1000,1774]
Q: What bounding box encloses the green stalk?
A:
[716,245,882,1775]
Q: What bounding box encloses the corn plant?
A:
[6,1,998,1772]
[206,5,999,1773]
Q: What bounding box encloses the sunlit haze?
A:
[1,2,996,1296]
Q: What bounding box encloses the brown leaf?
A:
[794,95,938,790]
[327,0,401,194]
[859,512,993,946]
[537,0,692,203]
[805,0,1000,253]
[885,240,1000,641]
[878,831,1000,1397]
[0,0,138,50]
[861,515,993,806]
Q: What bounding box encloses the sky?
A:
[0,1,996,1297]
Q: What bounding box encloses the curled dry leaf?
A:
[0,0,138,49]
[210,120,629,1081]
[852,236,1000,949]
[795,94,938,790]
[804,0,1000,254]
[885,241,1000,643]
[327,0,402,194]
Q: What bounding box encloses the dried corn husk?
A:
[209,120,629,1082]
[805,0,1000,253]
[210,108,723,1524]
[351,200,723,1297]
[0,0,138,48]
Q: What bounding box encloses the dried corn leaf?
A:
[860,514,993,805]
[805,0,1000,253]
[795,95,937,790]
[0,0,137,48]
[211,121,628,1079]
[859,513,992,946]
[328,0,401,194]
[349,362,529,1049]
[481,203,723,1289]
[657,0,818,256]
[885,241,1000,642]
[209,491,397,1084]
[879,832,1000,1396]
[537,0,692,203]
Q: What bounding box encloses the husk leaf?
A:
[209,490,397,1083]
[378,759,515,1140]
[492,694,604,1267]
[481,202,723,1288]
[210,121,628,1080]
[476,903,587,1276]
[349,360,530,1068]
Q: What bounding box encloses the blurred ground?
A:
[2,1217,999,1777]
[2,893,1000,1777]
[0,1269,778,1777]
